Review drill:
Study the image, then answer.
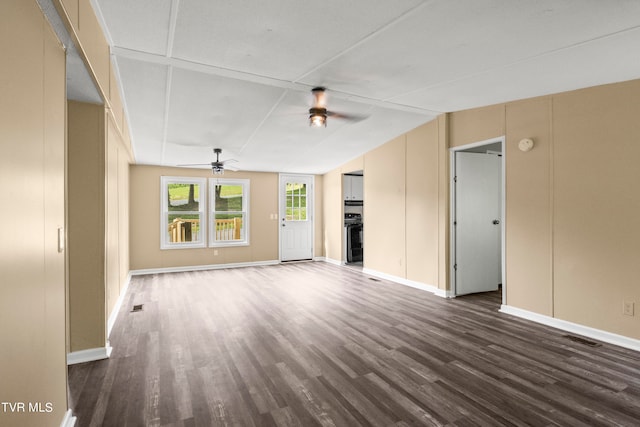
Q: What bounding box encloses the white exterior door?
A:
[280,174,314,261]
[454,152,502,295]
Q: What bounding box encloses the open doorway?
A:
[450,138,505,302]
[343,171,364,268]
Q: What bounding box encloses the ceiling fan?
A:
[308,87,367,127]
[178,148,238,175]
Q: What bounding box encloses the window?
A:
[285,182,307,221]
[209,178,249,246]
[161,177,206,249]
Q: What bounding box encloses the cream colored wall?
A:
[504,97,553,315]
[322,169,344,262]
[323,122,446,288]
[551,81,640,338]
[314,175,324,258]
[449,79,640,340]
[406,122,440,286]
[54,0,130,141]
[130,166,281,270]
[68,101,106,351]
[106,117,131,320]
[364,137,407,277]
[449,104,505,148]
[0,1,68,425]
[67,103,132,352]
[323,79,640,342]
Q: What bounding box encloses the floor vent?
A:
[369,277,381,282]
[563,334,601,347]
[131,304,143,312]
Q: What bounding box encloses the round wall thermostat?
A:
[518,138,534,152]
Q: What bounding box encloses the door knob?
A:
[492,219,500,225]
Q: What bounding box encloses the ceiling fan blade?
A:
[222,159,238,165]
[177,163,212,167]
[326,110,369,122]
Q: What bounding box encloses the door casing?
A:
[449,137,506,302]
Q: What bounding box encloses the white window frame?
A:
[160,176,207,250]
[209,178,250,247]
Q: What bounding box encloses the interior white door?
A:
[280,174,314,261]
[454,152,501,295]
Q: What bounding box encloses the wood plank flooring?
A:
[68,262,640,426]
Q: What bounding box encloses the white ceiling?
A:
[93,0,640,174]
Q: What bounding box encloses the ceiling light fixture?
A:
[309,107,327,127]
[212,164,224,175]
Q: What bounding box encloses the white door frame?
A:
[449,136,506,303]
[278,173,315,262]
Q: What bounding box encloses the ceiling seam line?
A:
[387,23,640,103]
[291,0,434,83]
[113,47,438,115]
[237,89,290,156]
[160,66,174,165]
[165,0,181,58]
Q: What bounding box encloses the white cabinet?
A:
[343,175,363,201]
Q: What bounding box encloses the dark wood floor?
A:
[69,262,640,426]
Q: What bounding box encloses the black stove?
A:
[344,212,362,225]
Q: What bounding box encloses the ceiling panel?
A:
[164,68,288,162]
[394,26,640,112]
[92,0,640,174]
[96,0,173,55]
[116,57,169,164]
[171,0,425,81]
[301,0,640,103]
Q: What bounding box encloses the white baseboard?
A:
[67,346,112,365]
[322,257,343,266]
[500,304,640,352]
[129,259,280,276]
[108,272,131,338]
[59,409,76,427]
[362,268,444,296]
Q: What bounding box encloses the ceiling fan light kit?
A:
[309,107,327,127]
[307,86,366,128]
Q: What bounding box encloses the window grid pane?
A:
[285,183,307,221]
[161,177,207,249]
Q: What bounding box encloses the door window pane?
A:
[285,183,307,221]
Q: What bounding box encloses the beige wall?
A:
[54,0,129,138]
[406,122,440,286]
[322,169,344,262]
[322,120,448,289]
[67,103,132,352]
[551,81,640,338]
[0,1,68,425]
[448,80,640,340]
[130,166,286,269]
[325,78,640,341]
[106,117,131,319]
[364,136,407,277]
[313,175,324,258]
[504,97,553,315]
[68,101,106,351]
